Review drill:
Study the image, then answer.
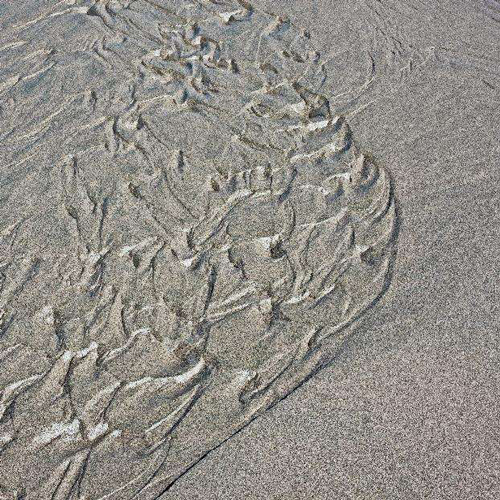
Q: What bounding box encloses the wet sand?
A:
[0,1,499,499]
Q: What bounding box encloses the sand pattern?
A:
[0,1,397,497]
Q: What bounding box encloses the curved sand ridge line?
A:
[0,0,398,498]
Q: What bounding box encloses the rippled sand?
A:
[2,0,499,499]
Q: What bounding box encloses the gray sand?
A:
[0,0,498,499]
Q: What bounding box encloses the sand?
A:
[0,0,498,499]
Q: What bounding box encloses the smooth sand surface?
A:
[0,1,499,499]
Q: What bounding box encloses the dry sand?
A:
[0,0,498,499]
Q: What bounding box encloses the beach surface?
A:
[0,1,499,499]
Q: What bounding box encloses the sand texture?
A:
[163,0,500,498]
[0,1,398,498]
[0,0,498,499]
